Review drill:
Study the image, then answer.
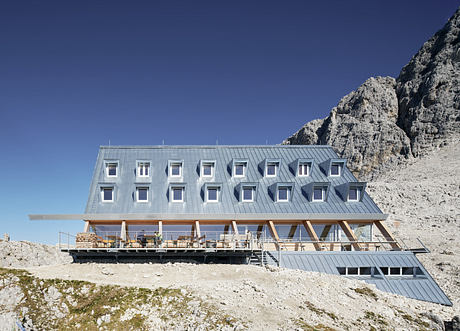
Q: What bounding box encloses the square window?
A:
[171,163,182,177]
[106,163,117,177]
[207,188,218,202]
[277,187,289,201]
[298,163,309,176]
[330,163,340,176]
[102,188,113,202]
[349,188,359,201]
[390,267,401,276]
[360,267,372,275]
[347,267,358,275]
[242,187,254,201]
[313,187,324,201]
[137,188,148,202]
[138,162,150,177]
[234,163,245,177]
[172,188,183,201]
[266,163,277,176]
[202,163,213,177]
[380,267,389,275]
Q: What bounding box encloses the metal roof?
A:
[266,251,452,306]
[81,145,383,218]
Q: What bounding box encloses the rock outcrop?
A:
[284,7,460,178]
[0,241,72,268]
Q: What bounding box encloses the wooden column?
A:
[302,221,321,251]
[267,220,280,250]
[83,221,90,233]
[195,220,201,238]
[231,220,240,247]
[120,221,127,241]
[158,221,163,236]
[374,221,401,250]
[338,221,361,251]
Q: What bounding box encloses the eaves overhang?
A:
[29,213,388,221]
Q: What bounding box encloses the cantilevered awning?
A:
[29,213,388,221]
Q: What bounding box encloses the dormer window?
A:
[277,187,290,202]
[106,162,118,177]
[101,187,114,202]
[313,187,325,202]
[172,187,184,202]
[137,162,150,177]
[169,162,183,177]
[242,186,255,202]
[201,161,215,178]
[348,187,359,201]
[265,161,279,177]
[136,187,148,202]
[206,187,219,202]
[298,163,310,176]
[330,163,341,176]
[233,162,246,177]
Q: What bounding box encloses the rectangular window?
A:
[380,267,389,275]
[106,163,118,177]
[102,188,113,202]
[207,188,218,202]
[172,188,183,202]
[330,163,341,176]
[390,267,401,276]
[266,163,277,177]
[298,163,310,176]
[202,163,214,177]
[137,188,148,202]
[234,163,246,177]
[137,162,150,177]
[242,187,254,202]
[349,187,359,201]
[347,267,358,275]
[313,187,324,201]
[170,163,182,177]
[277,187,289,201]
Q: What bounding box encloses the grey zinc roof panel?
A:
[85,145,384,217]
[268,251,451,306]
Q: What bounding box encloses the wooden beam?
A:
[374,221,401,250]
[256,224,264,239]
[267,221,280,250]
[231,220,240,247]
[338,221,361,251]
[319,225,332,241]
[83,221,90,233]
[287,225,298,239]
[302,221,321,251]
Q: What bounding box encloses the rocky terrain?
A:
[0,240,73,268]
[284,7,460,179]
[368,141,460,309]
[0,262,457,331]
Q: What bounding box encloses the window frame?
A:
[136,187,149,202]
[233,162,246,177]
[312,187,325,202]
[242,186,254,202]
[137,161,150,178]
[169,162,183,178]
[277,187,290,202]
[206,187,219,203]
[266,162,278,177]
[201,161,215,178]
[330,163,341,177]
[101,187,114,202]
[298,163,310,177]
[348,187,360,201]
[171,187,184,202]
[105,162,118,178]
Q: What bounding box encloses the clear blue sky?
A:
[1,1,458,244]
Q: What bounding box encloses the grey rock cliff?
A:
[284,8,460,178]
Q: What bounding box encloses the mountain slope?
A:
[284,7,460,179]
